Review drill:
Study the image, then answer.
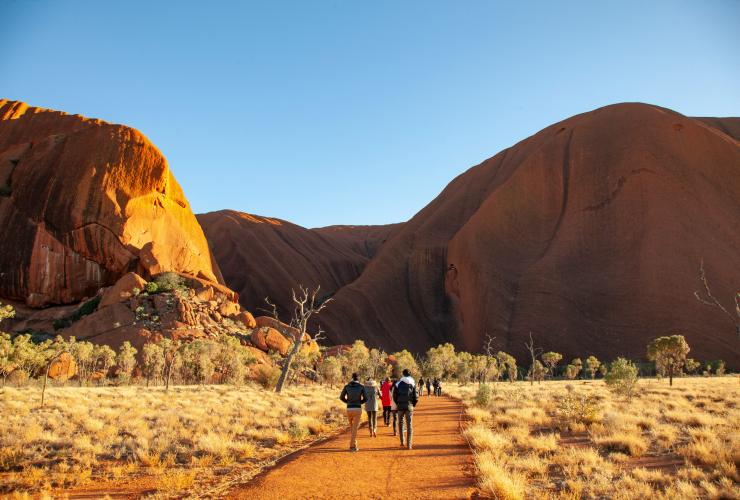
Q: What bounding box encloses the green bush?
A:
[475,383,493,407]
[254,364,280,389]
[154,272,187,292]
[144,282,159,294]
[71,296,101,321]
[604,357,639,399]
[555,385,601,430]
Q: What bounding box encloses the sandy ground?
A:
[231,395,477,499]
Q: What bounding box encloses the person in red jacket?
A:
[380,377,393,426]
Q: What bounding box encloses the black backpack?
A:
[394,381,416,408]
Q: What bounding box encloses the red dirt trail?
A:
[231,395,477,499]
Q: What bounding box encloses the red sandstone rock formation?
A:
[314,104,739,366]
[196,210,398,321]
[0,99,223,308]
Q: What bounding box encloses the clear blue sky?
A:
[1,1,738,228]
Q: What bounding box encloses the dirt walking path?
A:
[231,395,477,499]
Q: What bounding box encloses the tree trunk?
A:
[668,367,674,386]
[275,334,302,393]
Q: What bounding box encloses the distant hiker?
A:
[432,378,440,396]
[380,377,393,427]
[364,377,381,437]
[393,369,418,449]
[418,377,425,397]
[425,378,432,396]
[339,373,368,451]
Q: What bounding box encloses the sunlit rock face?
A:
[315,104,740,366]
[0,99,223,307]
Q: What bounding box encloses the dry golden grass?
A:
[0,383,344,496]
[450,376,740,499]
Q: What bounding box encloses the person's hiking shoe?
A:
[407,444,413,450]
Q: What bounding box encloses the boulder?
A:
[99,272,147,308]
[235,311,256,329]
[47,352,77,381]
[250,326,291,356]
[218,300,241,318]
[61,302,135,342]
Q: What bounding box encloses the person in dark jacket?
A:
[393,369,418,449]
[418,377,425,397]
[340,373,368,451]
[425,378,432,396]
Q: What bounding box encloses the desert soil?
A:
[231,395,477,499]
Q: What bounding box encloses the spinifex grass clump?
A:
[449,377,739,499]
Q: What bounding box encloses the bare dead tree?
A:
[524,332,542,386]
[694,259,740,339]
[266,285,332,393]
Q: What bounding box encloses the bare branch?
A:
[695,258,735,321]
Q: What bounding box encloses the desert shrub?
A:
[476,383,493,407]
[604,358,639,399]
[144,282,159,294]
[71,296,101,321]
[555,385,601,430]
[154,272,187,293]
[254,364,280,389]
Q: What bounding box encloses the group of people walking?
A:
[338,370,443,452]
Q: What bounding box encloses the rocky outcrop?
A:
[314,103,739,366]
[0,99,222,308]
[197,210,398,321]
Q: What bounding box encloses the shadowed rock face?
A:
[0,99,223,307]
[197,210,399,321]
[314,103,739,365]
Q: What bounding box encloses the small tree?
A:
[318,356,342,387]
[716,360,726,377]
[160,338,183,391]
[142,342,164,386]
[268,285,331,393]
[116,341,138,381]
[524,332,542,386]
[529,360,546,383]
[456,351,473,385]
[542,352,562,379]
[684,358,700,375]
[646,335,690,386]
[571,358,583,379]
[565,364,579,380]
[426,343,457,380]
[604,357,639,400]
[586,356,600,380]
[391,349,419,379]
[496,352,517,382]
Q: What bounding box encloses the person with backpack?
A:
[339,373,368,451]
[435,378,442,396]
[364,377,381,437]
[432,378,440,396]
[393,369,418,449]
[418,377,425,397]
[380,377,393,427]
[425,378,432,396]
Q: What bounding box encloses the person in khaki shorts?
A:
[339,373,368,451]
